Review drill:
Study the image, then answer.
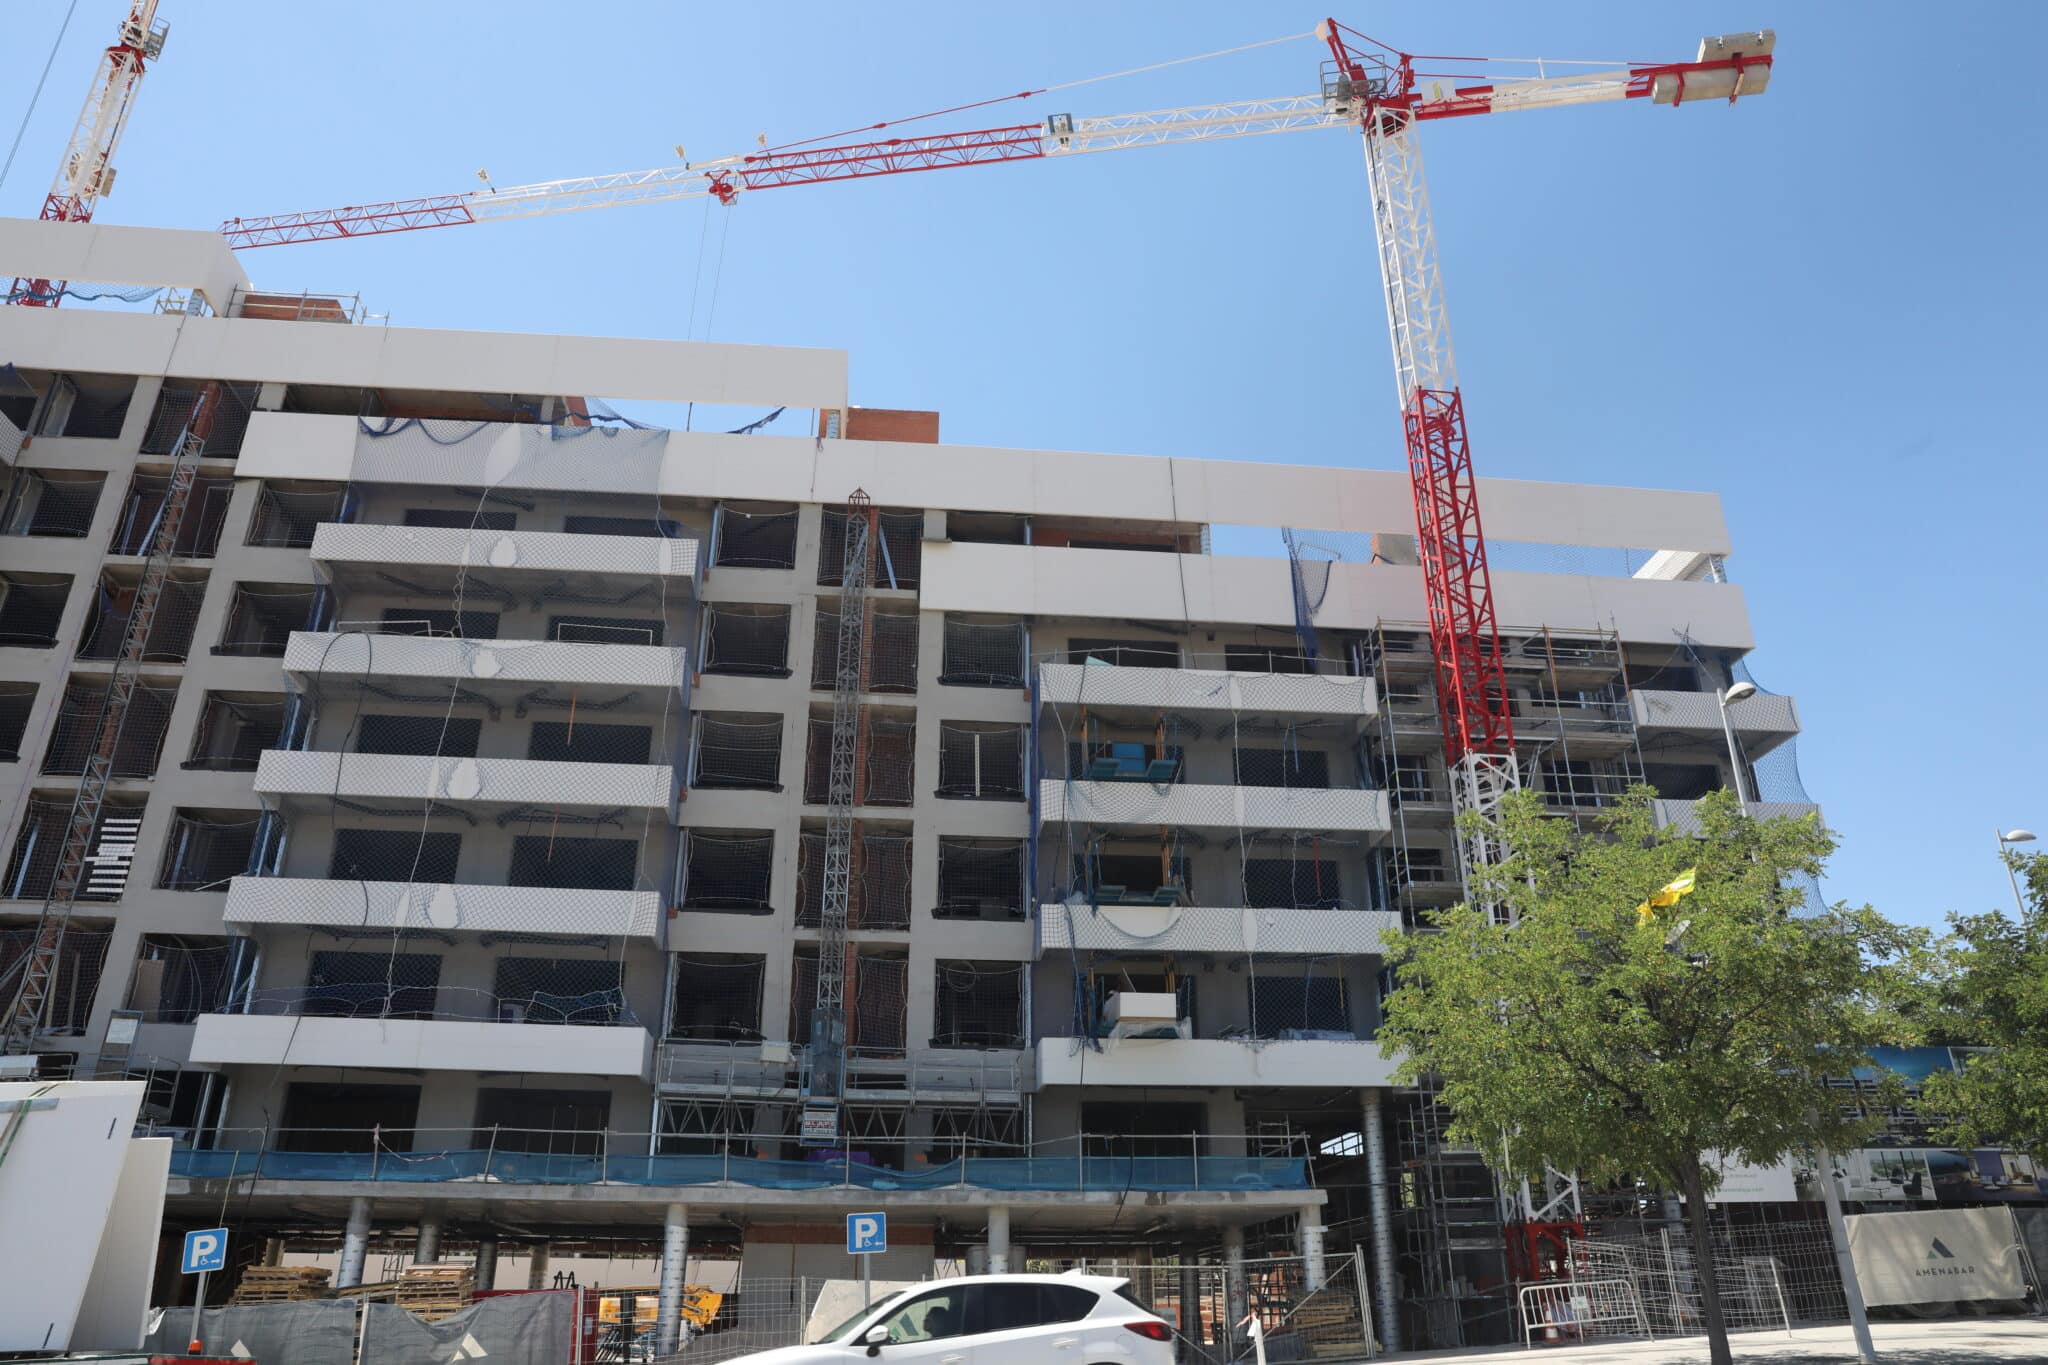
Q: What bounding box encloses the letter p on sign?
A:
[847,1212,887,1255]
[182,1227,229,1275]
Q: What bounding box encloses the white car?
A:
[735,1272,1177,1365]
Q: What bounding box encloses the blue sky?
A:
[5,2,2044,928]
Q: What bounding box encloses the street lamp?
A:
[1998,828,2036,916]
[1716,681,1758,806]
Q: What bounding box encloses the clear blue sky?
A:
[6,2,2044,929]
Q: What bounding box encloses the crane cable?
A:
[0,0,81,195]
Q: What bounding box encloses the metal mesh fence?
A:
[818,508,922,588]
[142,379,257,456]
[42,677,178,777]
[247,483,348,548]
[702,603,793,676]
[936,723,1026,800]
[813,606,918,693]
[185,693,291,770]
[681,830,775,912]
[940,617,1025,688]
[693,715,784,790]
[128,933,236,1022]
[935,839,1025,920]
[669,952,766,1042]
[214,583,329,656]
[932,960,1024,1047]
[0,469,104,537]
[158,811,261,891]
[713,505,798,569]
[803,712,915,807]
[108,470,235,557]
[4,795,146,902]
[797,831,912,929]
[0,572,72,647]
[76,572,206,661]
[1568,1217,1848,1341]
[0,924,111,1033]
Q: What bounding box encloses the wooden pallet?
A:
[228,1265,332,1305]
[395,1265,475,1322]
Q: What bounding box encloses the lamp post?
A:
[1997,828,2036,917]
[1716,680,1758,806]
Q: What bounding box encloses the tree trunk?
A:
[1679,1161,1733,1365]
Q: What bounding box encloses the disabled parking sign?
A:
[181,1228,228,1275]
[847,1212,887,1255]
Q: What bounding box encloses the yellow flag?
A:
[1636,868,1697,923]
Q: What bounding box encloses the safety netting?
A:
[0,469,104,537]
[812,605,918,693]
[75,570,207,661]
[0,923,110,1034]
[42,677,178,777]
[796,830,912,929]
[803,710,914,806]
[939,616,1027,688]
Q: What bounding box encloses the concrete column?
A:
[338,1198,373,1290]
[474,1237,498,1292]
[1298,1206,1327,1291]
[261,1238,284,1268]
[1223,1225,1248,1344]
[1362,1090,1401,1352]
[656,1204,691,1357]
[986,1207,1011,1273]
[1179,1249,1202,1346]
[415,1206,444,1265]
[528,1244,551,1290]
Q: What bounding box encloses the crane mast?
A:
[9,0,168,307]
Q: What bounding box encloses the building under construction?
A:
[0,217,1815,1349]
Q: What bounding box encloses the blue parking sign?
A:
[181,1227,228,1275]
[847,1212,887,1255]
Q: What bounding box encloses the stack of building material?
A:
[393,1264,475,1322]
[228,1265,331,1305]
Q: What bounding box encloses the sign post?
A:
[180,1227,229,1355]
[847,1212,887,1310]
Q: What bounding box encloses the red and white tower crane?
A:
[8,0,169,307]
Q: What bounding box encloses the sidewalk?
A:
[1371,1318,2048,1365]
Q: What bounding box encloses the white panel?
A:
[1037,663,1375,717]
[1040,780,1389,834]
[68,1136,172,1353]
[254,750,676,814]
[1037,904,1397,957]
[189,1014,654,1078]
[0,219,250,311]
[285,630,686,692]
[1632,688,1800,736]
[223,875,664,941]
[1035,1037,1398,1088]
[310,522,698,580]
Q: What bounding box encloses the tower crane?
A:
[209,18,1774,1137]
[8,0,169,307]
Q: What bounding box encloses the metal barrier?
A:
[1519,1277,1650,1349]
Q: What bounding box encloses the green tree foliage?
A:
[1379,788,1916,1365]
[1915,852,2048,1161]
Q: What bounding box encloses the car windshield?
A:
[817,1289,916,1345]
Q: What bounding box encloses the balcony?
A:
[1040,780,1388,834]
[1035,1036,1397,1088]
[1652,798,1822,835]
[309,522,697,597]
[1036,904,1397,957]
[282,630,686,709]
[224,875,665,941]
[190,1011,653,1078]
[1037,662,1375,719]
[1631,687,1801,757]
[253,749,678,818]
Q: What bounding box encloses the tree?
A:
[1914,852,2048,1161]
[1378,788,1916,1365]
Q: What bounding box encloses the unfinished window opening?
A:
[935,839,1024,920]
[681,830,774,912]
[0,366,41,430]
[1384,753,1437,805]
[1390,846,1452,889]
[1248,968,1351,1039]
[947,512,1026,546]
[550,614,662,646]
[1224,643,1317,674]
[0,925,110,1034]
[42,676,177,778]
[379,606,498,639]
[791,947,908,1054]
[280,1082,421,1152]
[302,950,442,1020]
[1067,637,1180,669]
[349,713,481,757]
[141,380,258,456]
[248,483,347,548]
[1080,1100,1206,1157]
[713,503,797,570]
[564,513,685,539]
[528,720,652,764]
[0,572,74,648]
[692,713,782,790]
[108,470,235,558]
[127,934,235,1024]
[158,810,259,892]
[492,956,626,1025]
[0,470,103,538]
[702,603,792,676]
[818,508,923,589]
[1538,758,1633,809]
[1066,736,1183,784]
[804,710,915,806]
[1243,855,1345,910]
[797,830,912,930]
[186,692,290,770]
[0,684,34,761]
[33,373,134,440]
[472,1088,611,1154]
[933,960,1025,1049]
[508,834,639,892]
[327,828,463,884]
[403,506,517,531]
[215,583,327,657]
[940,616,1025,688]
[1233,746,1332,789]
[812,604,918,694]
[4,795,146,902]
[1641,762,1723,801]
[938,723,1026,800]
[669,953,766,1042]
[1077,850,1192,905]
[75,571,205,662]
